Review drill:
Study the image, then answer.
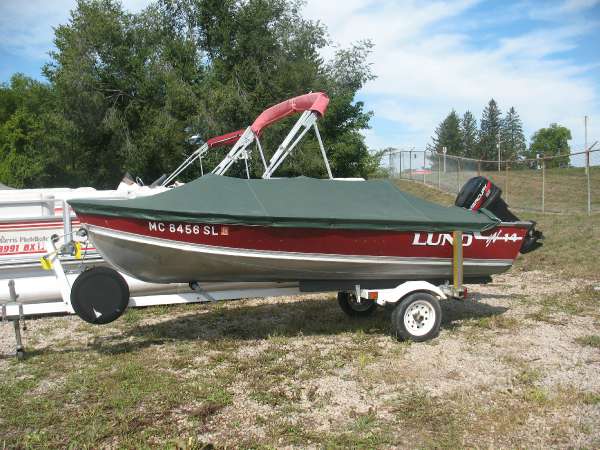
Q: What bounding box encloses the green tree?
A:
[428,110,462,155]
[478,99,502,163]
[44,0,205,187]
[169,0,376,179]
[38,0,377,187]
[500,106,526,161]
[0,74,77,188]
[460,111,478,158]
[527,123,571,168]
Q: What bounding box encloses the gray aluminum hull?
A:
[87,225,513,284]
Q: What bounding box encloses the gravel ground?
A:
[1,269,599,448]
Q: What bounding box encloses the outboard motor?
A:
[455,176,543,254]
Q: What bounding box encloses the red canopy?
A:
[206,129,246,148]
[251,92,329,136]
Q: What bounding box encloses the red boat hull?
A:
[77,214,530,284]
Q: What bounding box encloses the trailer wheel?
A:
[391,292,441,342]
[70,267,130,325]
[337,291,377,317]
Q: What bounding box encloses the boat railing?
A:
[0,196,56,218]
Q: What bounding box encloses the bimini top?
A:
[69,175,500,232]
[205,129,246,148]
[201,92,329,150]
[251,92,329,136]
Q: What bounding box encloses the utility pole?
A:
[585,116,589,175]
[443,146,447,173]
[585,116,590,215]
[399,150,402,177]
[497,141,501,172]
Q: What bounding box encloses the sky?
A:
[0,0,599,163]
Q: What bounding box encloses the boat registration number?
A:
[148,221,228,236]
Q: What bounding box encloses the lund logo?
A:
[412,231,522,247]
[413,233,474,247]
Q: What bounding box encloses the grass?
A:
[406,164,600,214]
[0,343,236,447]
[516,212,600,280]
[525,286,600,323]
[2,293,600,448]
[469,314,519,330]
[575,334,600,348]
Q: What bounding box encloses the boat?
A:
[68,92,542,288]
[69,173,542,287]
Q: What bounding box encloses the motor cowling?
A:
[455,176,543,254]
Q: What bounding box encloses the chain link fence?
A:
[383,147,600,215]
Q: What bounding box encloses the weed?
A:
[471,315,518,330]
[122,308,143,324]
[514,367,542,386]
[575,335,600,348]
[523,387,549,405]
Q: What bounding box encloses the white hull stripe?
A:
[88,224,514,268]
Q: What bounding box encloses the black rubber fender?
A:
[70,267,130,324]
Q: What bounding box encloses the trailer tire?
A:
[337,291,377,317]
[71,267,130,325]
[391,292,441,342]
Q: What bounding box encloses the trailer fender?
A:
[361,281,447,306]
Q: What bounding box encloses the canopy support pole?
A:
[255,136,268,171]
[212,127,256,176]
[162,143,209,186]
[244,154,250,179]
[313,123,333,179]
[263,111,319,179]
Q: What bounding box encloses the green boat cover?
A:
[68,175,500,232]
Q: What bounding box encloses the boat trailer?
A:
[2,230,468,358]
